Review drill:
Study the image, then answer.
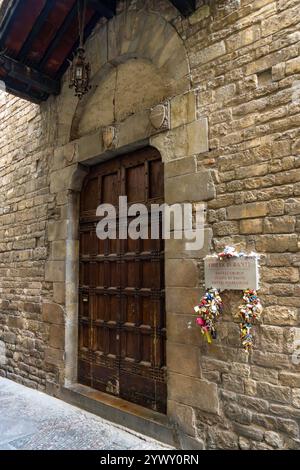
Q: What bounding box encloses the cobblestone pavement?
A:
[0,378,170,450]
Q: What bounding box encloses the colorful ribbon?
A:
[218,245,247,260]
[239,289,263,352]
[194,288,223,344]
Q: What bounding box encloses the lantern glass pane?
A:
[76,67,83,79]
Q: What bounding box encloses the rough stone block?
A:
[272,62,286,81]
[53,283,66,304]
[165,157,196,179]
[264,216,295,234]
[261,267,299,283]
[165,259,198,287]
[49,324,65,349]
[292,389,300,409]
[77,131,104,163]
[186,119,209,155]
[268,199,285,216]
[257,382,291,404]
[50,241,66,261]
[252,350,291,370]
[168,313,201,347]
[170,91,196,129]
[240,218,263,234]
[8,317,25,329]
[48,221,68,242]
[285,199,300,215]
[236,163,268,179]
[117,110,154,148]
[151,119,209,161]
[167,341,201,378]
[279,372,300,388]
[168,400,196,437]
[24,303,41,314]
[237,395,269,413]
[263,306,298,326]
[261,6,300,37]
[214,221,239,236]
[255,234,298,253]
[227,202,268,220]
[44,347,65,365]
[233,423,264,442]
[178,433,205,450]
[252,366,279,386]
[42,303,65,325]
[264,431,284,449]
[207,428,239,450]
[193,41,226,66]
[45,261,65,282]
[169,373,219,414]
[166,288,201,314]
[259,325,284,353]
[226,25,261,51]
[222,374,245,393]
[50,165,78,194]
[224,402,252,425]
[165,171,215,204]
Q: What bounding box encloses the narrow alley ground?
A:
[0,378,170,450]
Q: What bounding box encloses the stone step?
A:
[60,383,176,448]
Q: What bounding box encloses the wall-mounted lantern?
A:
[69,0,91,99]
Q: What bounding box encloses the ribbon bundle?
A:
[239,289,263,352]
[218,246,241,259]
[193,289,262,351]
[194,247,263,351]
[193,288,224,344]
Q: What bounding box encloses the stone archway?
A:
[47,5,212,446]
[51,5,191,384]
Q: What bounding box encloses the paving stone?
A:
[0,378,170,450]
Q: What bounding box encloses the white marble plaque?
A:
[204,256,259,291]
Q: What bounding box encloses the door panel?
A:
[78,147,166,413]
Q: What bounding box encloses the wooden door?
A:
[78,147,166,413]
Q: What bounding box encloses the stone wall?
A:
[180,0,300,450]
[0,0,300,450]
[0,91,57,388]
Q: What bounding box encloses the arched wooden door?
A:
[78,147,166,413]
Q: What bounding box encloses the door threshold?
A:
[60,383,176,447]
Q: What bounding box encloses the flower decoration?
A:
[194,288,223,344]
[239,289,263,352]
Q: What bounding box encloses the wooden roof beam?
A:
[2,75,47,103]
[0,0,22,48]
[170,0,196,17]
[17,0,55,63]
[39,2,78,70]
[0,54,60,95]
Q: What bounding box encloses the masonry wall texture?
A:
[0,0,300,450]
